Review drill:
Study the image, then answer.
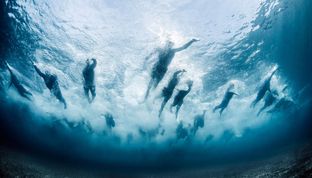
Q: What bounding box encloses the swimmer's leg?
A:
[144,78,154,101]
[17,85,32,100]
[21,92,32,101]
[19,86,32,96]
[159,98,169,117]
[153,71,166,89]
[170,102,177,112]
[175,103,182,119]
[250,98,259,108]
[84,86,91,103]
[53,87,67,109]
[213,105,221,113]
[90,86,96,103]
[257,106,266,116]
[25,90,32,96]
[251,92,264,108]
[219,107,225,116]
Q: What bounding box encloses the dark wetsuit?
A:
[83,59,97,103]
[151,50,175,87]
[171,82,192,118]
[158,70,184,117]
[257,91,278,116]
[267,97,296,113]
[213,89,237,115]
[251,70,277,108]
[104,113,115,129]
[7,65,32,100]
[192,111,206,135]
[144,39,198,100]
[176,122,188,140]
[34,65,67,109]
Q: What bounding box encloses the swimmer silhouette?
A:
[257,90,278,116]
[83,58,97,103]
[176,121,189,140]
[267,97,296,113]
[170,80,193,119]
[144,39,199,100]
[191,110,207,136]
[104,112,115,129]
[158,69,185,117]
[251,69,277,108]
[213,84,238,116]
[33,64,67,109]
[5,61,32,100]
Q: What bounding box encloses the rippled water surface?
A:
[0,0,311,168]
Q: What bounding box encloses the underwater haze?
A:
[0,0,312,170]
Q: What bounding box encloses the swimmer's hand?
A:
[191,38,200,42]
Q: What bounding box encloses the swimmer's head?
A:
[228,83,235,90]
[165,40,174,48]
[86,58,91,65]
[174,69,186,78]
[187,80,193,87]
[45,71,51,76]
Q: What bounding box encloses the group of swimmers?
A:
[2,57,97,109]
[1,38,296,126]
[141,39,292,120]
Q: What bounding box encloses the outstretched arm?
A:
[33,65,45,78]
[173,39,199,52]
[4,61,16,87]
[176,69,186,75]
[4,61,13,75]
[6,65,14,87]
[269,68,278,80]
[232,92,239,96]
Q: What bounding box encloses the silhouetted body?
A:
[251,70,277,108]
[158,69,185,117]
[192,110,206,135]
[34,65,67,109]
[83,58,97,103]
[213,86,237,115]
[257,90,278,116]
[104,113,115,129]
[267,97,296,113]
[144,39,198,100]
[6,63,32,100]
[176,122,189,140]
[170,81,193,118]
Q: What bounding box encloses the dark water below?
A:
[0,0,312,171]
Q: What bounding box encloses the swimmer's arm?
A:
[174,39,199,52]
[33,65,45,78]
[4,61,14,77]
[175,88,182,92]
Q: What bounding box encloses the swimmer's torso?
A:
[154,48,175,71]
[83,65,95,87]
[221,92,235,106]
[44,74,57,90]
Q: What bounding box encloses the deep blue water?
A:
[0,0,312,170]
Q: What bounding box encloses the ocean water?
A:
[0,0,311,169]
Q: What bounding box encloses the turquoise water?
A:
[0,0,311,168]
